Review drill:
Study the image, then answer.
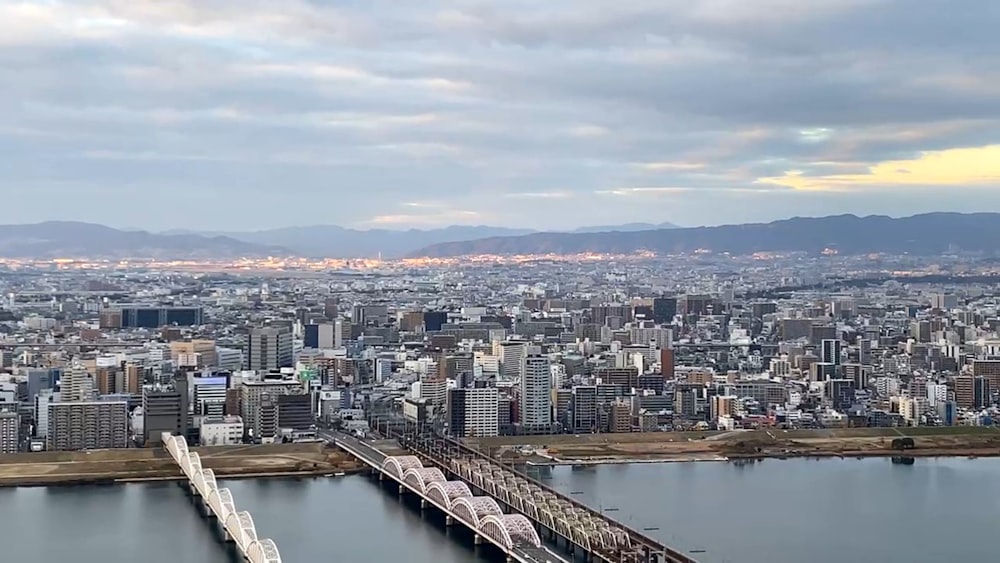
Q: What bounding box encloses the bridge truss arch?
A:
[382,455,424,481]
[479,514,543,549]
[452,496,503,528]
[161,433,281,562]
[246,538,283,563]
[402,467,446,494]
[425,481,472,509]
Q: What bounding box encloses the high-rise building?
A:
[571,385,598,433]
[276,394,313,431]
[240,380,304,440]
[246,327,294,371]
[60,365,95,402]
[660,348,675,379]
[170,340,218,369]
[499,341,527,381]
[609,399,632,433]
[954,375,990,410]
[519,354,552,430]
[304,323,336,349]
[142,376,189,446]
[34,389,58,439]
[652,297,677,325]
[423,311,448,333]
[447,386,499,438]
[821,339,843,366]
[323,297,339,320]
[972,360,1000,393]
[710,395,737,421]
[192,374,229,418]
[116,306,203,328]
[47,401,128,451]
[857,337,873,366]
[0,409,19,454]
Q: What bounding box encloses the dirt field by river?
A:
[0,443,363,486]
[469,427,1000,464]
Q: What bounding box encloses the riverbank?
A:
[0,442,364,487]
[471,426,1000,465]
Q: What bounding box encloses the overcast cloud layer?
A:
[2,0,999,231]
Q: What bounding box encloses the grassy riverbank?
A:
[469,426,1000,465]
[0,443,364,487]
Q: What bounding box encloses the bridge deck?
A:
[332,432,569,563]
[333,429,697,563]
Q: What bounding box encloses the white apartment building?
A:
[200,416,245,446]
[0,410,19,454]
[451,387,499,438]
[519,354,552,429]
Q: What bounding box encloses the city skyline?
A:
[3,1,999,231]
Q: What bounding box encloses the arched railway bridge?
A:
[332,430,699,563]
[162,433,282,563]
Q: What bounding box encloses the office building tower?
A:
[519,354,552,430]
[276,394,313,431]
[972,360,1000,393]
[116,306,203,328]
[499,341,527,381]
[424,311,448,332]
[652,297,677,325]
[25,368,60,402]
[142,376,190,446]
[304,323,336,349]
[34,389,58,439]
[192,374,229,418]
[660,348,675,379]
[170,340,218,369]
[47,401,128,451]
[246,327,294,371]
[0,410,19,454]
[571,385,598,433]
[324,297,340,320]
[954,376,989,410]
[857,337,873,366]
[240,380,304,440]
[821,339,843,366]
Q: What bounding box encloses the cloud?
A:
[504,191,573,199]
[757,145,1000,191]
[0,0,999,230]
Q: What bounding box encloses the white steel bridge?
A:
[162,433,282,563]
[335,433,566,563]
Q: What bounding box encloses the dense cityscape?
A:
[2,251,1000,459]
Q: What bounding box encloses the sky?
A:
[2,0,999,232]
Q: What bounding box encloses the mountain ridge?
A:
[408,212,1000,258]
[0,221,285,259]
[159,222,679,258]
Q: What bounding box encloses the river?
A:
[2,458,996,563]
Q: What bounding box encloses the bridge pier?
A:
[445,515,454,526]
[420,498,428,510]
[474,533,483,545]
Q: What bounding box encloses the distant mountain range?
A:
[164,222,680,258]
[10,214,992,260]
[410,213,1000,258]
[0,222,284,259]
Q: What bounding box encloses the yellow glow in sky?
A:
[757,144,1000,191]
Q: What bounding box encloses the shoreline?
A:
[529,448,1000,467]
[1,467,367,489]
